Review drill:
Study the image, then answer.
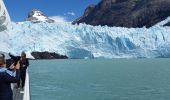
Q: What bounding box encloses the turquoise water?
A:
[29,59,170,100]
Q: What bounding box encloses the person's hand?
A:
[10,63,15,69]
[22,65,26,67]
[15,61,20,69]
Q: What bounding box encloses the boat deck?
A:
[13,85,24,100]
[12,70,30,100]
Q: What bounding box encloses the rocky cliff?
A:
[73,0,170,28]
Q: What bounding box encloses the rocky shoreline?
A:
[31,51,68,59]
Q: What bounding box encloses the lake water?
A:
[29,59,170,100]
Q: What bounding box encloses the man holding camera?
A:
[0,55,21,100]
[9,52,29,89]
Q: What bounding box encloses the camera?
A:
[8,53,21,66]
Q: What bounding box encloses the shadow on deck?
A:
[13,85,24,100]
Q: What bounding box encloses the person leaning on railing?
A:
[0,55,21,100]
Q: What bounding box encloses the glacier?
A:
[0,18,170,59]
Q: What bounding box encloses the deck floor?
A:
[13,85,24,100]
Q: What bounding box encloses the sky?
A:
[4,0,100,22]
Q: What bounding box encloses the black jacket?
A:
[0,69,20,100]
[21,59,29,69]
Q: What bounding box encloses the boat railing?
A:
[23,69,30,100]
[12,69,31,100]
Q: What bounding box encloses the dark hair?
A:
[21,52,26,57]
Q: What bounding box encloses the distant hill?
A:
[73,0,170,28]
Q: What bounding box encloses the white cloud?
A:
[49,16,67,23]
[64,12,76,16]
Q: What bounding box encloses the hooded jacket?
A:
[0,67,20,100]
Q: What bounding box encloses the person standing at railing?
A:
[0,55,21,100]
[9,52,29,89]
[19,52,29,89]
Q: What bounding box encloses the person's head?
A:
[21,52,26,59]
[0,56,5,67]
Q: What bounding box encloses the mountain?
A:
[73,0,170,28]
[26,9,55,23]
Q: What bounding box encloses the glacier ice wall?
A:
[0,20,170,59]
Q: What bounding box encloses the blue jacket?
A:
[0,68,14,76]
[0,67,20,100]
